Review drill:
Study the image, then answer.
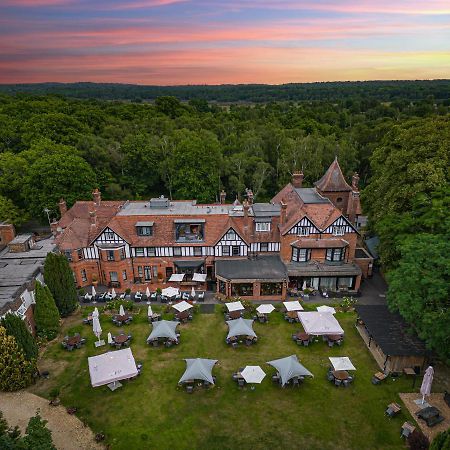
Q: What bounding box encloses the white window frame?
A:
[255,222,271,232]
[135,247,145,257]
[298,227,310,237]
[332,226,345,236]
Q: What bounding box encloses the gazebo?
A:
[147,320,179,342]
[226,318,256,339]
[298,312,344,336]
[267,355,314,386]
[179,358,218,385]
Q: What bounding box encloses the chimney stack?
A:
[58,198,67,216]
[92,188,101,206]
[352,172,360,191]
[292,171,304,189]
[0,223,16,245]
[89,209,96,227]
[246,189,254,205]
[50,219,59,236]
[280,200,287,225]
[220,189,226,204]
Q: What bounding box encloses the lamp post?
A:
[43,208,51,228]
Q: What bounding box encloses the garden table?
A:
[113,334,129,345]
[327,334,343,342]
[65,335,81,347]
[296,332,310,342]
[229,310,242,319]
[332,370,349,381]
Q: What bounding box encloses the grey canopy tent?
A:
[179,358,218,384]
[226,318,257,339]
[147,320,179,342]
[267,355,314,386]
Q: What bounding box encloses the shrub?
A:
[340,296,357,312]
[0,327,34,391]
[23,411,56,450]
[77,288,86,297]
[34,283,60,340]
[408,430,430,450]
[1,313,38,361]
[430,428,450,450]
[125,288,131,295]
[104,299,134,312]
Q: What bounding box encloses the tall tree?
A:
[23,412,56,450]
[34,283,60,340]
[1,313,38,361]
[0,195,26,227]
[43,253,78,317]
[0,327,34,391]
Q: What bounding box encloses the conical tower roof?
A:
[314,157,352,192]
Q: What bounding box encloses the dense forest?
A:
[0,85,448,361]
[1,80,450,103]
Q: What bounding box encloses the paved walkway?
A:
[0,391,103,450]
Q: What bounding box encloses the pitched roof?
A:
[314,157,352,192]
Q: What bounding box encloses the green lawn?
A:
[31,304,415,450]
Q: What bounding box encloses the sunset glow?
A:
[1,0,449,84]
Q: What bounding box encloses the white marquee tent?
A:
[298,312,344,336]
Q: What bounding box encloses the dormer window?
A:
[175,219,205,242]
[333,226,345,236]
[136,221,154,236]
[255,222,271,232]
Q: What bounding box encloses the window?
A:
[224,230,237,240]
[291,247,311,262]
[175,223,204,242]
[77,249,84,260]
[255,222,271,232]
[135,247,144,257]
[106,250,115,261]
[173,247,182,256]
[326,248,345,262]
[332,226,345,236]
[136,226,153,236]
[110,271,118,282]
[147,247,156,257]
[144,266,151,281]
[232,246,240,256]
[152,266,158,278]
[119,248,125,260]
[222,246,230,256]
[219,280,226,294]
[193,247,202,256]
[231,283,253,296]
[137,266,143,278]
[105,231,115,240]
[122,270,127,280]
[260,242,268,252]
[336,197,343,204]
[261,282,282,296]
[64,250,72,261]
[81,269,87,282]
[298,227,310,237]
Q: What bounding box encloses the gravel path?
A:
[0,391,103,450]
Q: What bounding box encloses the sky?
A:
[0,0,449,85]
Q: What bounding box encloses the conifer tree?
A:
[34,283,60,340]
[23,412,56,450]
[1,313,38,361]
[0,327,34,391]
[43,252,78,317]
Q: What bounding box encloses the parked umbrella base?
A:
[95,340,105,348]
[107,381,122,391]
[414,399,431,408]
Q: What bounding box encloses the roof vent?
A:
[149,196,169,209]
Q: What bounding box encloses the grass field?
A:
[30,304,416,450]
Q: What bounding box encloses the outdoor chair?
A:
[232,373,238,381]
[328,340,334,347]
[76,343,82,349]
[67,345,74,351]
[272,374,280,383]
[165,340,173,348]
[160,295,168,304]
[150,292,157,300]
[84,293,92,302]
[119,293,126,300]
[198,292,205,301]
[134,292,143,302]
[291,334,298,341]
[231,341,238,349]
[238,378,246,388]
[186,385,194,394]
[327,372,334,382]
[151,340,159,347]
[334,379,342,387]
[343,380,351,388]
[292,377,300,387]
[61,341,67,348]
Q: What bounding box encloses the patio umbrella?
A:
[256,304,275,314]
[329,357,356,371]
[91,286,97,297]
[173,300,193,313]
[191,286,196,298]
[119,304,125,316]
[147,320,179,342]
[420,366,434,404]
[317,305,336,314]
[283,301,304,312]
[225,301,244,312]
[107,332,113,344]
[147,305,153,316]
[226,318,256,339]
[302,281,307,290]
[92,315,102,343]
[111,288,116,299]
[162,287,179,298]
[146,287,151,298]
[241,365,266,384]
[179,358,218,385]
[92,307,99,318]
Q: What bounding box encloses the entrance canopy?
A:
[256,304,275,314]
[88,348,138,387]
[147,320,179,342]
[173,300,193,313]
[329,357,356,371]
[192,273,207,282]
[267,355,313,386]
[168,273,185,282]
[298,312,344,336]
[226,318,256,339]
[225,301,244,312]
[162,287,179,298]
[179,358,218,384]
[283,300,304,312]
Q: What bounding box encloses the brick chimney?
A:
[220,189,226,204]
[280,200,287,225]
[246,189,254,205]
[89,209,96,227]
[92,188,101,206]
[0,223,16,245]
[352,172,360,191]
[292,171,304,189]
[243,200,250,228]
[59,198,67,216]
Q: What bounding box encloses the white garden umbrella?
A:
[92,315,102,343]
[283,301,304,312]
[317,305,336,314]
[225,301,244,312]
[302,281,307,290]
[191,286,196,298]
[92,307,99,318]
[241,365,266,384]
[173,301,193,313]
[146,287,151,298]
[147,305,153,316]
[420,366,434,404]
[91,286,97,297]
[111,288,116,299]
[256,304,275,314]
[162,287,179,298]
[329,357,356,371]
[107,332,113,344]
[119,304,125,316]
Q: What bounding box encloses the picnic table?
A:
[327,334,343,342]
[176,310,191,322]
[148,313,161,322]
[417,406,445,427]
[113,334,129,345]
[228,310,242,319]
[333,370,349,381]
[374,371,387,381]
[65,335,81,347]
[113,314,131,325]
[401,421,416,438]
[296,332,310,342]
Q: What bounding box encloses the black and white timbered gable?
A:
[286,216,320,236]
[93,227,128,247]
[323,216,357,236]
[214,227,248,257]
